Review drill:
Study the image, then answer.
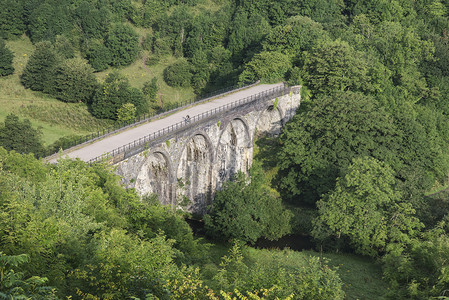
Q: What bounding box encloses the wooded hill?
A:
[1,0,449,299]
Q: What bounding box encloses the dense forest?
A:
[2,0,449,299]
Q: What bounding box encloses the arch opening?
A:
[255,105,283,137]
[216,118,253,190]
[176,134,212,214]
[135,151,172,205]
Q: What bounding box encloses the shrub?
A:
[117,103,136,123]
[50,57,98,103]
[105,23,139,67]
[163,59,192,88]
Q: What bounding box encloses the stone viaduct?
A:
[93,84,301,214]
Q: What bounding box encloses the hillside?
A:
[1,0,449,299]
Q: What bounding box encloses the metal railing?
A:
[88,84,289,164]
[44,81,259,158]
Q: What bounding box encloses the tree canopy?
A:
[277,91,400,204]
[313,157,422,257]
[0,114,43,157]
[205,165,292,244]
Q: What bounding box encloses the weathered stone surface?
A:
[115,86,301,214]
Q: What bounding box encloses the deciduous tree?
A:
[50,57,98,103]
[277,91,400,204]
[239,51,291,84]
[302,39,374,95]
[313,157,422,256]
[204,164,292,243]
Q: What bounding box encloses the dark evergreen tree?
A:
[20,41,59,92]
[0,0,25,38]
[53,35,75,59]
[0,39,14,76]
[74,1,111,39]
[27,2,72,42]
[107,0,134,22]
[0,114,43,156]
[86,41,111,72]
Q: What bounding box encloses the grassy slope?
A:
[95,51,195,107]
[204,243,387,299]
[2,36,112,145]
[306,251,388,300]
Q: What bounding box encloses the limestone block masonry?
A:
[115,86,301,214]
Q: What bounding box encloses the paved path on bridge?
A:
[51,83,284,163]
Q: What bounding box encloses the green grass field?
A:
[95,52,195,107]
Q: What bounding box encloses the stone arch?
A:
[134,148,174,206]
[255,104,284,137]
[216,117,253,190]
[218,116,252,148]
[176,132,214,214]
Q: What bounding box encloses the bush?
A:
[382,225,449,298]
[50,57,98,103]
[209,243,345,299]
[46,134,84,154]
[105,24,139,67]
[163,59,192,88]
[0,114,44,157]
